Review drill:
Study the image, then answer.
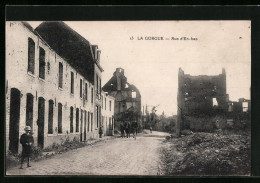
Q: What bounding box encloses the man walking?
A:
[132,121,138,139]
[19,126,34,169]
[125,121,131,138]
[120,122,125,138]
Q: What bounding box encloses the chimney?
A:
[97,50,101,63]
[92,45,98,60]
[116,67,124,75]
[116,68,121,72]
[222,68,226,75]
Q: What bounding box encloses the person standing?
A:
[99,126,103,138]
[125,121,130,138]
[19,126,34,169]
[120,122,125,138]
[132,121,138,139]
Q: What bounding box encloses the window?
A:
[132,91,136,98]
[48,100,54,134]
[26,93,34,129]
[80,79,82,98]
[39,47,45,79]
[213,98,218,106]
[58,103,62,134]
[85,83,88,100]
[76,108,79,132]
[59,62,63,88]
[96,74,99,94]
[101,96,103,109]
[242,102,249,112]
[99,78,102,95]
[28,38,35,74]
[109,101,112,111]
[91,113,93,131]
[96,106,99,128]
[70,107,73,133]
[105,98,107,110]
[91,88,94,103]
[228,103,233,112]
[71,72,74,94]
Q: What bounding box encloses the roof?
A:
[22,22,35,33]
[102,73,141,98]
[35,21,95,83]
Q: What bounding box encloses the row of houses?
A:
[6,21,115,154]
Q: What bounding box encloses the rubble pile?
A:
[160,132,250,176]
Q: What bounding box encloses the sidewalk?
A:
[6,135,117,171]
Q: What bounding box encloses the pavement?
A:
[6,130,169,176]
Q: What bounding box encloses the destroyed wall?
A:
[227,98,251,130]
[177,68,228,132]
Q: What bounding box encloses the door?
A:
[9,88,21,154]
[37,97,45,148]
[84,111,87,141]
[80,110,83,141]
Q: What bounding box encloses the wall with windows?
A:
[6,22,97,153]
[101,92,115,136]
[93,58,103,135]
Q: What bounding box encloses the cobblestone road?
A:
[6,130,169,176]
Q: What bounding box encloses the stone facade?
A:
[6,21,114,154]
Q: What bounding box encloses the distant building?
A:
[102,68,142,131]
[6,21,114,154]
[177,68,229,135]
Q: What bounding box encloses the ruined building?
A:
[6,21,115,154]
[102,68,142,131]
[177,68,229,134]
[227,98,251,127]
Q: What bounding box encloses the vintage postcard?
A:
[5,20,251,176]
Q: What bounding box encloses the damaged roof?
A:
[35,21,95,83]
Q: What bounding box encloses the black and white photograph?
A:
[5,19,251,176]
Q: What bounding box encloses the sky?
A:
[28,21,251,116]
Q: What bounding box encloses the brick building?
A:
[177,68,229,135]
[102,68,142,131]
[6,21,114,154]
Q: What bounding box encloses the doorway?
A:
[37,97,45,148]
[9,88,21,154]
[80,110,83,141]
[84,110,87,141]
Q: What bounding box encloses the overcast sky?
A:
[28,21,251,116]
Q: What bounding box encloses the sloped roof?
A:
[22,22,35,33]
[35,21,95,83]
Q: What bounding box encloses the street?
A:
[6,130,169,176]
